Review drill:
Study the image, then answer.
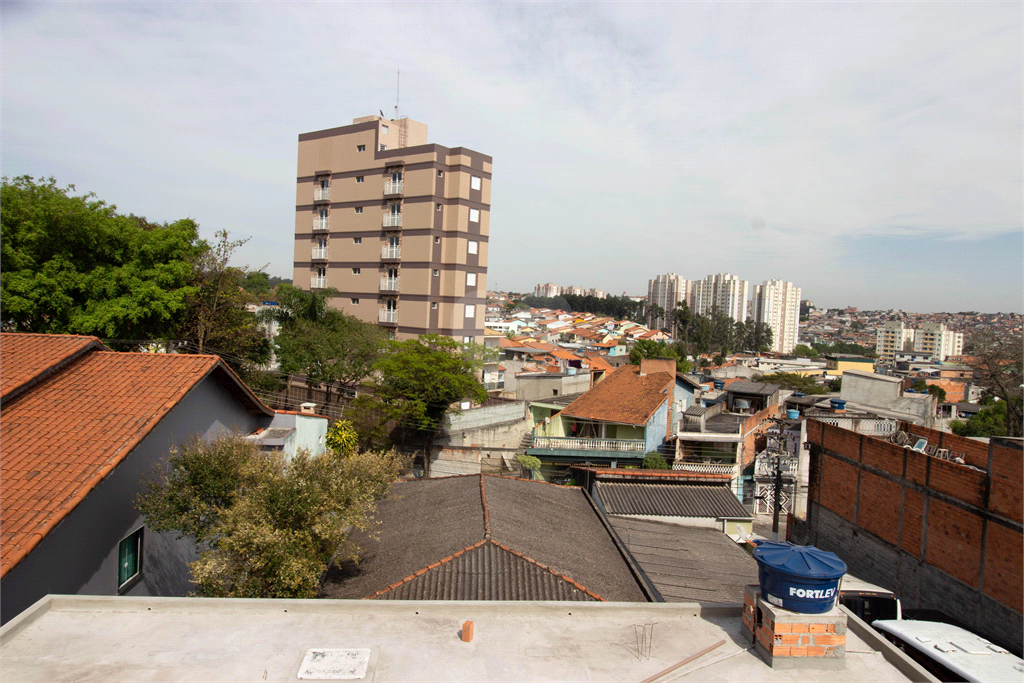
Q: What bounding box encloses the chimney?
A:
[299,402,317,415]
[639,358,676,378]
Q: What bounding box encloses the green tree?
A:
[962,329,1023,437]
[744,320,774,353]
[137,435,406,598]
[927,385,947,403]
[792,344,819,358]
[517,454,541,478]
[910,379,928,392]
[370,335,488,474]
[1,176,201,338]
[828,377,843,392]
[241,271,272,296]
[628,339,690,372]
[758,372,828,395]
[950,400,1010,438]
[642,452,669,470]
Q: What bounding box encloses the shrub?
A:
[642,452,669,470]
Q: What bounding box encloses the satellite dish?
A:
[380,109,385,118]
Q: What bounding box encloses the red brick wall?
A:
[807,419,1023,616]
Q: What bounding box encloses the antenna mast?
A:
[394,70,400,120]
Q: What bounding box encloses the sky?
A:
[3,2,1021,313]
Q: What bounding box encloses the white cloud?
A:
[2,2,1019,311]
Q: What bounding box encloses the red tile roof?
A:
[585,355,616,373]
[0,337,272,577]
[560,365,672,426]
[0,333,105,401]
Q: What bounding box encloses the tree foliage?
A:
[642,452,669,470]
[962,329,1023,437]
[757,372,828,394]
[793,344,819,358]
[1,176,201,337]
[518,294,644,321]
[137,435,406,598]
[628,339,691,372]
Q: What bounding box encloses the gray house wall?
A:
[1,375,265,625]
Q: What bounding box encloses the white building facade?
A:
[751,280,802,354]
[875,321,916,362]
[913,322,964,361]
[647,273,690,330]
[690,273,749,322]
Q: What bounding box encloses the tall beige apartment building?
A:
[690,273,749,322]
[294,116,491,343]
[913,322,963,361]
[647,273,691,330]
[751,280,802,354]
[875,320,915,362]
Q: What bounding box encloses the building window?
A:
[467,272,477,287]
[354,237,362,244]
[436,203,442,211]
[357,144,366,152]
[381,125,389,134]
[434,236,441,244]
[468,240,478,255]
[379,144,387,151]
[437,170,444,177]
[469,208,480,223]
[471,176,481,191]
[355,207,363,214]
[465,304,475,318]
[356,176,364,183]
[352,268,360,274]
[463,336,472,344]
[351,298,359,304]
[433,269,440,277]
[117,527,144,592]
[431,302,438,309]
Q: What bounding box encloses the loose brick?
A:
[461,620,474,643]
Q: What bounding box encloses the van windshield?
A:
[841,594,899,623]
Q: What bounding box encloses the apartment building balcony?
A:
[378,309,398,325]
[530,436,646,454]
[671,461,739,476]
[311,276,326,289]
[314,188,330,202]
[484,381,505,391]
[384,180,404,196]
[383,214,403,228]
[380,277,399,292]
[381,246,401,260]
[312,218,329,232]
[311,247,328,260]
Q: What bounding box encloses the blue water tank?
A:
[786,409,800,419]
[752,541,847,614]
[713,379,725,390]
[829,399,847,410]
[793,391,805,398]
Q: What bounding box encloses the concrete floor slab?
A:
[1,596,915,682]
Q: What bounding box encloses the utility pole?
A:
[766,416,788,542]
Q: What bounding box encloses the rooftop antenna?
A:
[394,70,400,120]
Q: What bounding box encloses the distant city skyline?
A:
[3,3,1020,313]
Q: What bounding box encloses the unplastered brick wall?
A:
[790,419,1023,654]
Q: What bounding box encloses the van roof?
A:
[872,620,1024,683]
[840,574,897,596]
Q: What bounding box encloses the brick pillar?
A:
[741,585,847,670]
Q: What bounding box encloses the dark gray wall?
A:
[1,375,265,624]
[790,504,1023,656]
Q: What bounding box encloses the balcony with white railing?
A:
[672,462,739,476]
[384,180,404,195]
[530,436,646,453]
[311,247,328,260]
[312,218,329,231]
[311,276,326,289]
[383,213,403,228]
[379,309,398,324]
[380,277,399,292]
[381,245,401,259]
[314,187,330,202]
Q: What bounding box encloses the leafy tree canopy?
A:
[137,435,406,598]
[1,176,201,338]
[642,452,669,470]
[628,339,691,372]
[757,372,828,395]
[961,329,1022,437]
[950,400,1011,438]
[793,344,819,358]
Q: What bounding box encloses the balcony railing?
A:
[379,309,398,324]
[383,214,403,228]
[312,218,329,231]
[484,381,505,391]
[672,462,738,475]
[380,277,399,291]
[384,180,404,195]
[311,276,326,289]
[530,436,645,453]
[312,247,328,260]
[314,188,330,201]
[381,246,401,259]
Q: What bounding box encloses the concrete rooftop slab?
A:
[1,595,920,682]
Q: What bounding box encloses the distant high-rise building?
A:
[690,273,749,322]
[294,115,491,343]
[647,273,690,330]
[875,321,915,362]
[913,322,963,361]
[752,280,802,354]
[534,283,559,298]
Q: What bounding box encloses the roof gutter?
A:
[582,486,664,603]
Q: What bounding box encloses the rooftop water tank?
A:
[793,391,805,398]
[752,541,847,614]
[786,409,800,420]
[713,379,725,390]
[830,399,847,410]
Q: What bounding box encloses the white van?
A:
[872,619,1023,683]
[838,574,901,623]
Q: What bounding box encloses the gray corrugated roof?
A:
[374,541,597,601]
[608,516,758,604]
[684,406,707,416]
[597,482,751,519]
[725,381,780,396]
